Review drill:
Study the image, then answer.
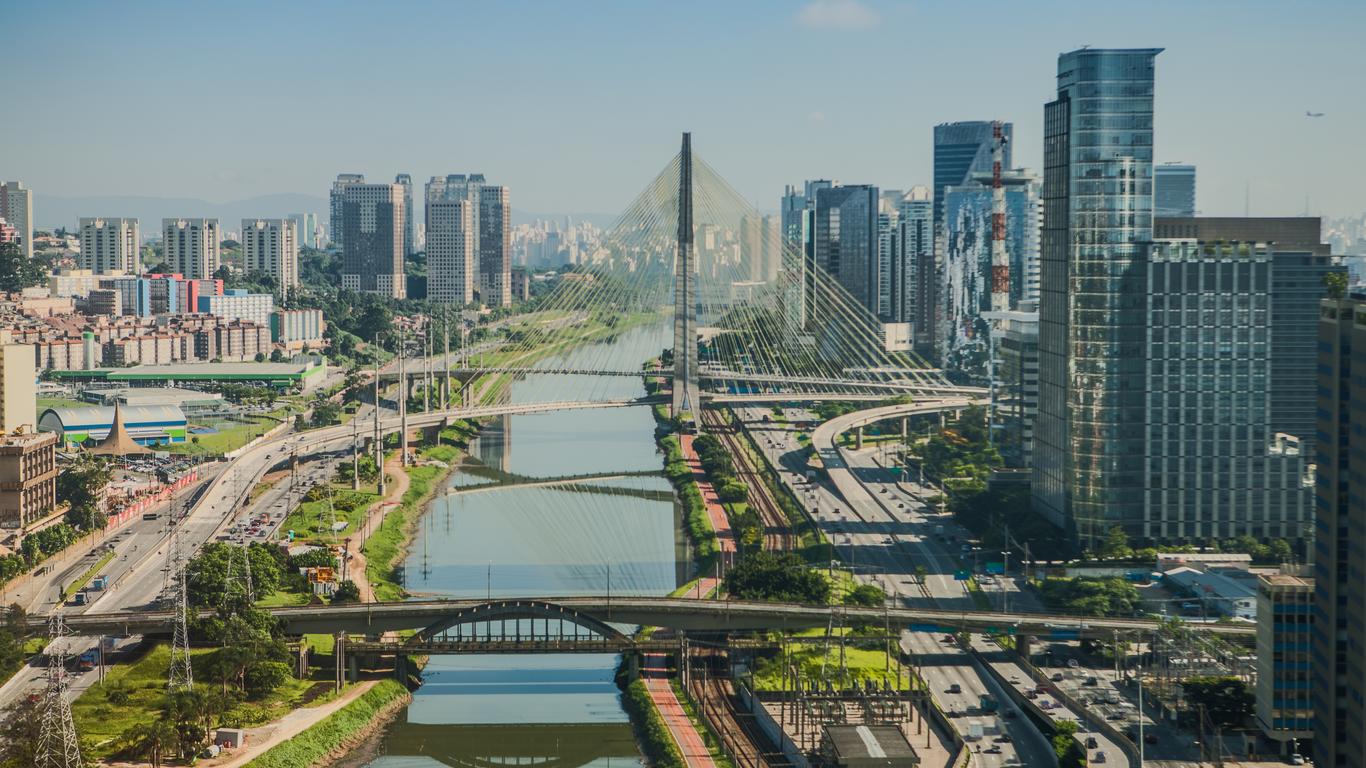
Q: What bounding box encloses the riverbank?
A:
[235,679,411,768]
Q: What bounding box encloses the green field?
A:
[168,415,281,456]
[365,441,461,602]
[37,396,91,411]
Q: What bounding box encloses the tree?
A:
[716,480,749,504]
[844,583,886,607]
[332,580,361,603]
[1038,576,1140,617]
[270,348,285,362]
[724,551,831,604]
[117,717,178,767]
[185,542,283,608]
[56,454,112,531]
[1324,270,1348,300]
[0,241,46,293]
[1183,676,1254,728]
[1098,526,1133,561]
[0,693,41,768]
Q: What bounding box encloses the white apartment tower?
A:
[79,217,140,274]
[479,185,511,307]
[340,184,405,298]
[426,199,475,305]
[241,218,299,295]
[162,218,221,280]
[0,181,33,259]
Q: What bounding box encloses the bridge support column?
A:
[348,653,359,682]
[395,652,408,683]
[855,427,864,450]
[626,650,641,682]
[900,418,908,440]
[1016,634,1033,661]
[295,643,309,679]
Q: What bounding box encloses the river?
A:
[359,321,681,768]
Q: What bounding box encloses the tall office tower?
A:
[813,184,880,317]
[1154,217,1336,450]
[426,198,475,305]
[739,214,763,283]
[478,185,511,307]
[876,197,901,322]
[939,169,1041,372]
[427,174,488,287]
[1142,240,1321,543]
[79,217,140,274]
[0,181,33,259]
[1314,294,1366,768]
[1154,163,1196,216]
[780,185,807,249]
[289,213,319,249]
[0,340,37,433]
[162,218,221,280]
[340,184,405,298]
[1256,569,1314,760]
[241,218,299,294]
[329,174,365,250]
[760,215,781,283]
[1033,48,1161,547]
[395,173,414,257]
[897,187,933,346]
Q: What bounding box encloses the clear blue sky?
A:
[5,0,1363,218]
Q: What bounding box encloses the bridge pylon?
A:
[671,132,701,422]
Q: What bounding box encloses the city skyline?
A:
[4,0,1364,220]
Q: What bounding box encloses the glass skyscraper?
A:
[1033,48,1160,547]
[813,184,880,319]
[1154,163,1196,216]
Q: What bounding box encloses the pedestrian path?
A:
[679,435,736,555]
[643,655,717,768]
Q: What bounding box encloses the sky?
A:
[4,0,1364,221]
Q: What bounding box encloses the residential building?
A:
[0,181,33,259]
[50,269,115,299]
[897,187,934,348]
[340,183,405,298]
[939,169,1041,373]
[876,196,901,322]
[0,432,57,529]
[86,289,121,316]
[479,185,512,307]
[79,217,140,274]
[198,290,274,329]
[813,184,880,317]
[426,198,476,305]
[0,341,37,433]
[510,268,530,302]
[0,219,15,247]
[1256,569,1313,758]
[990,301,1039,468]
[241,218,299,294]
[329,174,365,250]
[396,173,414,257]
[1033,48,1161,547]
[1313,294,1366,768]
[270,308,325,350]
[288,212,319,249]
[162,218,221,280]
[194,322,272,362]
[1154,163,1196,217]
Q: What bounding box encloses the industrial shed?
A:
[38,404,188,448]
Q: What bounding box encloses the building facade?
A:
[79,217,140,275]
[0,181,33,259]
[340,183,405,298]
[897,187,934,348]
[0,432,57,529]
[1313,295,1366,768]
[1154,164,1196,217]
[270,309,325,349]
[396,173,414,257]
[288,212,319,249]
[813,184,880,318]
[241,218,299,294]
[426,199,476,305]
[479,185,512,307]
[990,302,1039,468]
[329,174,365,250]
[0,341,37,434]
[198,290,274,329]
[1256,570,1313,759]
[162,218,221,280]
[1033,48,1160,547]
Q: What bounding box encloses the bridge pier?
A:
[395,652,409,683]
[855,426,864,450]
[625,650,641,681]
[901,417,908,440]
[348,653,359,682]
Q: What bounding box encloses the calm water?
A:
[362,322,680,768]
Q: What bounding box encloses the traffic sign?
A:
[954,569,970,581]
[985,561,1005,575]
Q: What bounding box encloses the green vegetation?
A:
[1051,719,1086,768]
[57,454,113,530]
[244,680,410,768]
[621,679,686,768]
[751,632,913,691]
[1037,576,1140,617]
[0,241,45,292]
[1182,676,1254,728]
[280,485,381,544]
[0,607,31,691]
[670,679,736,768]
[657,431,720,572]
[36,396,90,410]
[0,523,81,588]
[724,551,831,604]
[366,439,464,602]
[62,550,116,600]
[168,414,281,456]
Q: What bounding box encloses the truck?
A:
[967,724,985,741]
[89,575,108,591]
[77,650,97,672]
[934,524,945,537]
[979,694,999,713]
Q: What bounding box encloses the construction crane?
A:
[989,120,1010,314]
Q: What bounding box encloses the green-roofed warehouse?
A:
[51,360,327,392]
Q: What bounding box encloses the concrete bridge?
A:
[56,596,1255,641]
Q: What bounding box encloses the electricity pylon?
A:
[36,612,83,768]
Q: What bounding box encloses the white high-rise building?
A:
[329,174,365,250]
[0,181,33,259]
[340,184,405,298]
[162,218,221,279]
[396,173,414,257]
[426,199,475,305]
[479,185,511,307]
[241,218,299,295]
[79,217,140,275]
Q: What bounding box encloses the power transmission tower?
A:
[36,611,83,768]
[166,521,194,692]
[224,539,255,608]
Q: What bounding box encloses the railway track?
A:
[689,649,793,768]
[702,409,796,552]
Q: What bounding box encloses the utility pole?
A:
[351,409,360,491]
[373,336,385,497]
[36,612,82,768]
[399,323,409,466]
[442,308,452,409]
[423,319,431,413]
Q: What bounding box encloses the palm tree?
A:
[119,719,176,768]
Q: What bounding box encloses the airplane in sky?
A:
[1306,110,1325,117]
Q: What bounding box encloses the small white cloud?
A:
[807,111,827,124]
[797,0,877,29]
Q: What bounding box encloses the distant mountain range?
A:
[35,192,619,235]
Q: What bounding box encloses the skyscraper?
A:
[79,217,140,275]
[1313,293,1366,768]
[1033,48,1161,547]
[427,198,475,305]
[897,187,933,347]
[0,181,33,259]
[340,184,405,299]
[329,174,365,250]
[289,212,319,249]
[241,218,300,295]
[876,194,901,322]
[396,173,414,257]
[813,184,879,317]
[478,185,511,307]
[162,218,221,280]
[1154,163,1196,217]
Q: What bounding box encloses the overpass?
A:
[55,596,1255,641]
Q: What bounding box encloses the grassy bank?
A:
[621,679,686,768]
[657,431,719,575]
[244,679,410,768]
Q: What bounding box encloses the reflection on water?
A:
[362,324,674,768]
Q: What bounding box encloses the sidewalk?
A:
[349,451,412,602]
[643,669,717,768]
[200,680,381,767]
[679,434,736,555]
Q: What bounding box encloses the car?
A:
[1094,752,1107,764]
[1004,758,1021,766]
[1145,734,1158,745]
[1052,672,1065,681]
[996,735,1013,743]
[947,709,963,718]
[984,746,1002,754]
[1086,737,1099,749]
[1009,676,1021,684]
[1084,676,1099,686]
[1107,712,1126,720]
[947,683,962,693]
[1290,754,1306,765]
